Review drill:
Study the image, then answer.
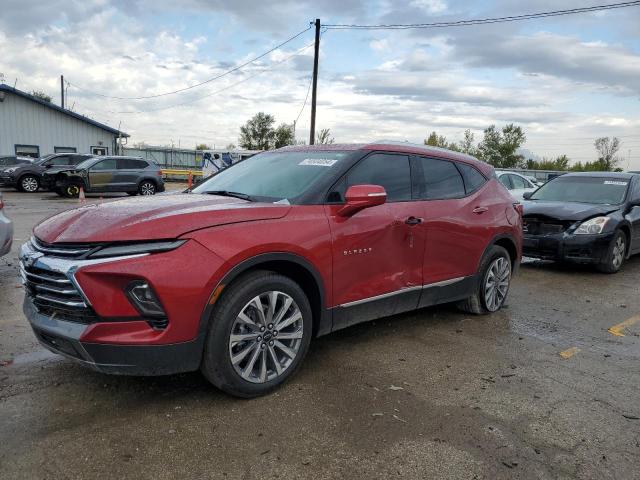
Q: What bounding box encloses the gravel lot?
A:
[1,188,639,479]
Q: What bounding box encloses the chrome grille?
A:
[30,236,95,258]
[20,263,98,323]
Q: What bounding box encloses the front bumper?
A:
[523,231,614,264]
[0,174,17,187]
[24,298,203,375]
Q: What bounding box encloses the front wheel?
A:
[18,175,40,192]
[458,245,512,315]
[201,270,312,398]
[597,230,626,274]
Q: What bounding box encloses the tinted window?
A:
[418,157,465,199]
[0,157,14,166]
[91,159,118,171]
[346,154,411,202]
[48,156,71,166]
[119,158,148,169]
[458,163,486,194]
[509,174,527,189]
[499,174,512,189]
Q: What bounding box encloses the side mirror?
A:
[523,191,533,200]
[337,184,387,217]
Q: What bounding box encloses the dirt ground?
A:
[1,188,639,479]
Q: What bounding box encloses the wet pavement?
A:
[1,189,639,479]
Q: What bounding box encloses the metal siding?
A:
[0,92,118,156]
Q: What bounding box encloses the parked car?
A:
[524,175,543,188]
[496,171,538,201]
[0,192,13,256]
[522,172,640,273]
[0,156,34,168]
[20,142,522,397]
[46,156,165,197]
[0,153,93,192]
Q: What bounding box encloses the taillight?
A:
[513,202,523,216]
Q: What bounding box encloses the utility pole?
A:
[60,75,65,109]
[309,18,320,145]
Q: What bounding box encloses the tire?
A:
[597,230,626,274]
[139,180,156,196]
[458,245,512,315]
[18,175,39,193]
[62,183,82,198]
[201,270,313,398]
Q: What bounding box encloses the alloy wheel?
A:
[228,291,304,384]
[612,235,625,269]
[66,185,80,197]
[484,256,511,312]
[140,182,155,195]
[21,176,38,192]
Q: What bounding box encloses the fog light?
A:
[125,281,166,318]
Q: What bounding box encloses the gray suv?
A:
[0,153,93,192]
[44,156,165,197]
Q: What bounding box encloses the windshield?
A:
[192,150,352,202]
[36,154,56,165]
[75,158,99,170]
[530,176,630,205]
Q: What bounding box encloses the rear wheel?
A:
[458,245,512,315]
[597,230,626,274]
[18,175,39,192]
[201,270,312,398]
[139,181,156,196]
[62,183,82,198]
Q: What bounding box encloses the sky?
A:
[1,0,639,168]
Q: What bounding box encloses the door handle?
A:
[472,206,489,214]
[405,216,423,226]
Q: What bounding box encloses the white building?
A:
[0,84,128,158]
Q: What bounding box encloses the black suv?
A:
[0,153,93,192]
[46,156,165,197]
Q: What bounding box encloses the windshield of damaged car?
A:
[530,176,629,205]
[192,151,351,202]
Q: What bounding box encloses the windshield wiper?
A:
[205,190,254,201]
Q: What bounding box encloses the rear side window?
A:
[509,174,528,189]
[417,157,466,199]
[346,153,411,202]
[457,163,487,194]
[92,159,117,171]
[119,158,148,169]
[499,174,512,189]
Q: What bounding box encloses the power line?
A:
[324,1,640,29]
[84,41,316,115]
[66,26,312,100]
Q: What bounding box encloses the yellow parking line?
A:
[608,315,640,337]
[559,347,580,359]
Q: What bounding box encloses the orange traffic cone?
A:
[78,186,86,203]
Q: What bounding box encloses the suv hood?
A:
[523,200,619,221]
[34,194,291,243]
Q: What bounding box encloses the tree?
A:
[459,129,475,155]
[274,123,296,149]
[316,128,335,145]
[526,155,570,171]
[196,143,211,150]
[424,131,460,152]
[239,112,276,150]
[594,137,620,171]
[477,124,526,168]
[31,90,51,102]
[225,143,236,150]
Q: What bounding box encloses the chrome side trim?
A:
[338,276,467,308]
[339,285,422,308]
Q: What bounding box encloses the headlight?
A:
[574,216,609,235]
[88,240,185,258]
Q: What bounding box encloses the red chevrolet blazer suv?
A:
[20,142,522,397]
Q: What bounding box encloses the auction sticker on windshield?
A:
[299,159,338,167]
[604,181,628,186]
